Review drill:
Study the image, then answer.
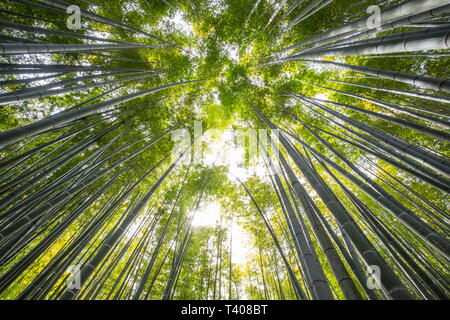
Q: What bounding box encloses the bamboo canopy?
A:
[0,0,448,301]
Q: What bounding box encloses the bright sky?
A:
[223,43,240,62]
[192,201,221,227]
[139,7,268,267]
[201,128,268,182]
[159,10,194,35]
[191,201,253,264]
[189,128,272,264]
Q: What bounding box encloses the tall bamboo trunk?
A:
[0,42,165,55]
[327,79,450,105]
[0,80,202,147]
[277,152,363,299]
[254,106,413,300]
[296,60,450,93]
[290,0,449,48]
[288,28,450,59]
[0,72,159,105]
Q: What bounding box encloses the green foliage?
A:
[0,0,448,301]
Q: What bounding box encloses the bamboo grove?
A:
[0,0,448,300]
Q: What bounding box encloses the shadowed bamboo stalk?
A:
[0,21,139,45]
[287,0,450,48]
[0,126,176,241]
[326,79,450,105]
[282,122,450,260]
[253,106,413,300]
[295,60,450,93]
[0,79,204,147]
[0,42,167,54]
[287,28,450,59]
[0,72,159,105]
[259,137,334,300]
[276,151,363,300]
[290,92,450,177]
[283,111,450,192]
